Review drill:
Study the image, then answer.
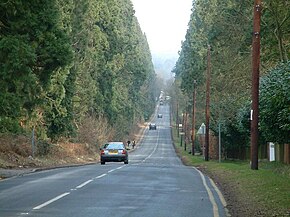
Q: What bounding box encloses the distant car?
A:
[157,114,162,118]
[149,123,157,130]
[100,142,128,165]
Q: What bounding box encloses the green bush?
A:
[0,117,22,133]
[260,61,290,144]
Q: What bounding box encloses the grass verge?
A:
[172,128,290,217]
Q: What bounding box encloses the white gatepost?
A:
[269,142,275,162]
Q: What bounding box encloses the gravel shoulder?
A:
[0,168,37,180]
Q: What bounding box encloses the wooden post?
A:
[251,0,262,170]
[284,144,290,164]
[192,80,197,155]
[177,102,179,137]
[205,45,211,161]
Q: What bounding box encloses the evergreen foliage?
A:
[173,0,290,159]
[0,0,156,142]
[0,0,73,136]
[260,62,290,144]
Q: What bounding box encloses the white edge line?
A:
[33,192,70,210]
[193,167,219,217]
[76,179,93,189]
[108,169,115,173]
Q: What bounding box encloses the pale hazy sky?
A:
[131,0,193,57]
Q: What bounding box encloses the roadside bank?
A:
[172,127,290,217]
[0,122,147,180]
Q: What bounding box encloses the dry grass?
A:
[0,119,147,169]
[77,115,115,148]
[0,134,98,169]
[0,135,31,157]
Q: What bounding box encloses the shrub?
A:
[259,61,290,144]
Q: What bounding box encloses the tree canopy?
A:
[0,0,157,142]
[173,0,290,159]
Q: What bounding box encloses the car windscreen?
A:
[106,144,124,150]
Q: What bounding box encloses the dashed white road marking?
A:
[143,131,160,162]
[95,173,107,179]
[108,169,115,173]
[33,192,70,210]
[76,179,93,189]
[31,166,123,211]
[116,166,124,170]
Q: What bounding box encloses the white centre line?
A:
[95,173,107,179]
[143,130,160,162]
[116,166,124,170]
[32,168,123,211]
[76,179,93,189]
[33,192,70,210]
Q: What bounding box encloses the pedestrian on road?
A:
[127,140,131,148]
[132,140,136,149]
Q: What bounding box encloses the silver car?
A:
[149,123,157,130]
[100,142,128,165]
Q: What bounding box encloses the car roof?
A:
[107,142,124,145]
[104,142,125,149]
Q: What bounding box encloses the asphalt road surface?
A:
[0,104,228,217]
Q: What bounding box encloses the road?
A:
[0,104,227,217]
